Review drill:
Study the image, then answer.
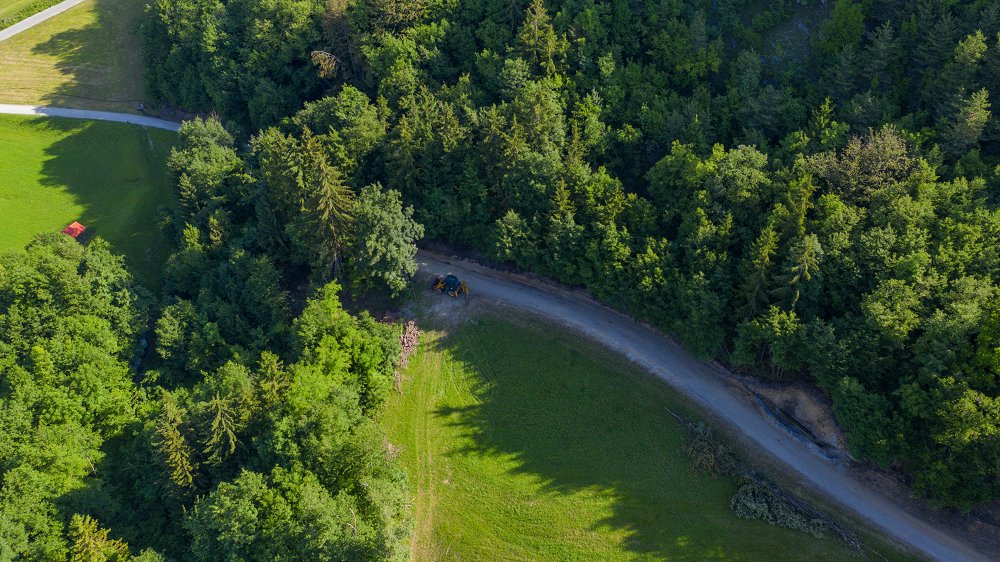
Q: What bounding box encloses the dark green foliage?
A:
[346,184,424,297]
[185,467,371,561]
[139,0,1000,510]
[142,0,327,131]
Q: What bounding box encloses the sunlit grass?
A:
[383,309,868,561]
[0,0,146,112]
[0,114,174,288]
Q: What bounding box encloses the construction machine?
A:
[432,274,470,299]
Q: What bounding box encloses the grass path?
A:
[0,114,175,287]
[0,0,145,112]
[383,310,871,561]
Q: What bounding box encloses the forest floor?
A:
[0,114,175,288]
[0,0,145,112]
[382,297,909,561]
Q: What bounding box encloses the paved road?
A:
[0,0,87,42]
[418,251,989,562]
[0,104,180,131]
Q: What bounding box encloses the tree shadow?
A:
[20,116,174,289]
[422,313,851,560]
[30,0,145,112]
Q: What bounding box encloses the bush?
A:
[684,423,737,477]
[730,480,827,538]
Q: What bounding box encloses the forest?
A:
[139,0,1000,510]
[0,116,421,558]
[3,0,1000,559]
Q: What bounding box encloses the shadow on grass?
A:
[423,313,849,560]
[430,316,715,558]
[25,116,174,289]
[31,0,145,110]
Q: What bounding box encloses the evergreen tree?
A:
[68,515,131,562]
[738,223,779,320]
[939,88,992,157]
[203,395,239,466]
[516,0,567,77]
[155,397,198,495]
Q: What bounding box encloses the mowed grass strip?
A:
[0,0,53,21]
[0,114,175,287]
[0,0,145,112]
[383,310,865,561]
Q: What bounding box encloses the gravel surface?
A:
[0,104,180,131]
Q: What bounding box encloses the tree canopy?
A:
[94,0,1000,517]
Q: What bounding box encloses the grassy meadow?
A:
[383,309,880,561]
[0,0,49,21]
[0,0,146,112]
[0,114,175,287]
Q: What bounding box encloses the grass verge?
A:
[0,114,175,288]
[0,0,58,23]
[0,0,146,112]
[383,306,879,560]
[0,0,60,26]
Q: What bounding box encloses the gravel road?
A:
[0,104,180,131]
[418,250,989,562]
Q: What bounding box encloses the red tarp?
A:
[62,222,86,239]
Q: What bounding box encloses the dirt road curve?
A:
[0,0,87,42]
[418,251,989,562]
[0,104,180,131]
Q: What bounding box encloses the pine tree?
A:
[203,394,239,465]
[516,0,567,77]
[301,130,353,276]
[256,351,290,409]
[865,22,902,90]
[155,397,198,494]
[772,234,823,310]
[68,515,131,562]
[939,88,992,156]
[368,0,426,31]
[737,223,779,320]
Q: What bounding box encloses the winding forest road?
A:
[417,251,989,562]
[0,104,180,131]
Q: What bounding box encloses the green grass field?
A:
[0,0,146,112]
[0,0,47,21]
[0,114,175,287]
[383,309,873,561]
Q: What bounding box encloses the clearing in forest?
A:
[0,114,174,287]
[382,308,879,561]
[0,0,145,112]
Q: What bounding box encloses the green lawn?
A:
[383,310,874,561]
[0,114,175,287]
[0,0,146,112]
[0,0,44,21]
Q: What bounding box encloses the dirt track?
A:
[418,251,988,562]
